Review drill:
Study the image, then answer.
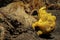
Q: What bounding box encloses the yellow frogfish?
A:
[32,6,56,35]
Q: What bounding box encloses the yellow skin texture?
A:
[32,7,56,35]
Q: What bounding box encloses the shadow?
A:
[39,34,54,39]
[32,10,38,16]
[34,26,54,39]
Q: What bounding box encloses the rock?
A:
[0,2,37,28]
[0,2,37,40]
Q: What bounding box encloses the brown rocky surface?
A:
[0,0,60,40]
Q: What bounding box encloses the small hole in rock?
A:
[32,10,38,16]
[35,26,40,31]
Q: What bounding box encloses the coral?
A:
[32,6,56,35]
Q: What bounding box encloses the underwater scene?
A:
[0,0,60,40]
